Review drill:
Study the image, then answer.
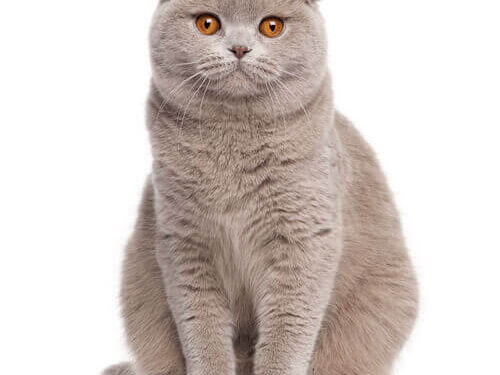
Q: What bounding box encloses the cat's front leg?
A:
[155,219,235,375]
[253,215,339,375]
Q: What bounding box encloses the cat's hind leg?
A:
[308,263,418,375]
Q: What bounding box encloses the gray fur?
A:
[104,1,418,374]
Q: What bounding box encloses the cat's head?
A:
[150,0,327,107]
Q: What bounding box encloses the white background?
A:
[0,1,499,374]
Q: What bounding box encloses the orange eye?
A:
[196,14,220,36]
[259,17,284,38]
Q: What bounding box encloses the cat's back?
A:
[333,112,418,316]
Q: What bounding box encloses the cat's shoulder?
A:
[334,111,378,165]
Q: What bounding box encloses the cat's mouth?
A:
[186,58,284,97]
[233,61,280,84]
[191,55,282,89]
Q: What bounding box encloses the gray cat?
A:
[104,1,418,375]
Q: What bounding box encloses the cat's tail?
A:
[102,362,135,375]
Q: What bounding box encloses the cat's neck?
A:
[149,72,333,131]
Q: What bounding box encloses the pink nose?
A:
[230,45,250,59]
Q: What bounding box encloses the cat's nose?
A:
[230,45,250,59]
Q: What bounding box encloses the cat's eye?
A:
[196,14,220,36]
[259,17,284,38]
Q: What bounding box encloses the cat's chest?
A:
[210,212,256,305]
[174,133,281,204]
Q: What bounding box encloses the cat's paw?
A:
[102,362,135,375]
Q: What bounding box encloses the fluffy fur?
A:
[104,1,418,374]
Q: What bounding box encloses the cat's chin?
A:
[213,69,270,98]
[228,68,248,81]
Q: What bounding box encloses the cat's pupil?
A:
[269,22,276,32]
[204,19,212,29]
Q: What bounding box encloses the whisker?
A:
[181,75,208,130]
[274,78,313,131]
[198,78,211,140]
[171,61,203,67]
[268,80,288,141]
[277,68,303,80]
[175,75,205,153]
[265,82,279,132]
[175,75,204,122]
[163,71,204,106]
[153,71,204,134]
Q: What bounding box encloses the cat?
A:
[103,1,418,375]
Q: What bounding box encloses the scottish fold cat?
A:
[104,1,418,374]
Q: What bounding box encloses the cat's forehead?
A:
[171,0,305,20]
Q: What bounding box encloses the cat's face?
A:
[150,0,327,103]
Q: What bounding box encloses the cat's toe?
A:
[102,362,135,375]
